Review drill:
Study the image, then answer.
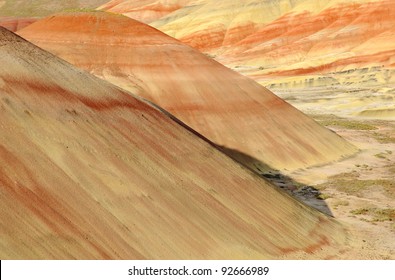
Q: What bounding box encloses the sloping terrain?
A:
[150,0,307,52]
[0,27,347,259]
[0,0,108,17]
[100,0,395,117]
[0,0,107,31]
[98,0,204,23]
[0,17,37,32]
[18,12,356,172]
[136,0,395,73]
[218,0,395,79]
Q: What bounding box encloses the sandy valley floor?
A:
[264,110,395,259]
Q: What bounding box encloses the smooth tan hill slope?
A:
[0,27,347,259]
[18,12,357,172]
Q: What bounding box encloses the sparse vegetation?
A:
[328,171,359,180]
[375,153,387,159]
[317,174,395,198]
[317,193,331,200]
[355,163,371,168]
[310,114,377,130]
[350,208,370,215]
[319,119,377,130]
[388,166,395,174]
[373,132,395,143]
[350,207,395,222]
[332,200,350,207]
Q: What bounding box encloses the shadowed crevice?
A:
[217,145,334,217]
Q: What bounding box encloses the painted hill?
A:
[18,12,357,172]
[0,0,107,31]
[0,27,347,259]
[216,0,395,80]
[100,0,395,117]
[137,0,395,73]
[149,0,306,52]
[0,0,108,17]
[97,0,203,23]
